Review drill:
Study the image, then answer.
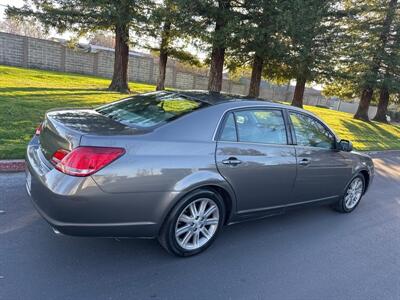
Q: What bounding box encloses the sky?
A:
[0,0,24,19]
[0,0,81,41]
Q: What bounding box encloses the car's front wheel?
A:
[334,174,365,213]
[158,189,225,256]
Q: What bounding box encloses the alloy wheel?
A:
[175,198,220,251]
[344,177,364,210]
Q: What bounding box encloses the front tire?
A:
[334,174,365,213]
[158,189,225,257]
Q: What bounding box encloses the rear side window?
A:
[96,92,208,128]
[219,109,288,145]
[220,113,237,142]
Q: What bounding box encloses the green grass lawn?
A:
[1,65,399,159]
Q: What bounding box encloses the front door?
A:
[288,111,352,205]
[215,108,297,214]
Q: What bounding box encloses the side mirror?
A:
[338,139,353,152]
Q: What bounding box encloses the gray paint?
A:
[26,93,375,238]
[216,142,297,213]
[2,151,399,299]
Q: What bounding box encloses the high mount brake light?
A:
[52,147,125,177]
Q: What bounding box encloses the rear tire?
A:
[333,174,365,213]
[158,189,225,257]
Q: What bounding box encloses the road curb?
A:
[0,160,25,172]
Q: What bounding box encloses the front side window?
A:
[96,92,208,128]
[219,109,287,145]
[289,112,335,149]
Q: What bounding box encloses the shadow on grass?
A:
[340,119,400,150]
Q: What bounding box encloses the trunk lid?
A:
[39,109,142,161]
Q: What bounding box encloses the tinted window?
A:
[220,113,237,142]
[96,92,207,128]
[289,112,335,149]
[234,109,287,144]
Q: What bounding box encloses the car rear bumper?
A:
[25,137,177,238]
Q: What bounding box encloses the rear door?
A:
[288,111,352,205]
[215,108,297,214]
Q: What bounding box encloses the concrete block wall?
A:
[0,33,25,67]
[194,76,208,90]
[97,50,114,78]
[65,48,95,75]
[176,72,195,89]
[0,31,257,98]
[0,31,346,108]
[130,57,154,83]
[28,38,63,71]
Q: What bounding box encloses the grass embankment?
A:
[0,65,399,159]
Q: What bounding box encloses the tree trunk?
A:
[108,24,130,93]
[354,0,397,119]
[247,54,264,98]
[208,0,230,94]
[156,21,171,91]
[208,46,225,93]
[354,87,373,121]
[291,77,306,108]
[373,87,390,123]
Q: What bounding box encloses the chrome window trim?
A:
[212,105,290,144]
[287,109,340,142]
[287,110,339,150]
[217,140,297,148]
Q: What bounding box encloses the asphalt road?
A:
[1,152,400,300]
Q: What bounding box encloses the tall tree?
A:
[175,0,240,94]
[373,15,400,122]
[156,20,172,91]
[373,85,391,122]
[144,0,200,91]
[352,0,398,121]
[226,0,286,98]
[7,0,149,93]
[280,0,345,108]
[248,55,264,97]
[207,0,232,93]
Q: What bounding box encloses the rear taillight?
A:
[35,123,43,135]
[52,147,125,177]
[51,149,70,165]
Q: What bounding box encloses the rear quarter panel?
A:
[88,139,219,194]
[82,103,232,195]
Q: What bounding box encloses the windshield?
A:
[96,92,208,128]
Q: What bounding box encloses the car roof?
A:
[171,89,264,104]
[170,89,307,113]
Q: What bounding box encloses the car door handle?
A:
[299,158,310,166]
[222,157,242,166]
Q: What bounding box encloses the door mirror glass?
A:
[339,139,353,152]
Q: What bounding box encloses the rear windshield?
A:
[96,92,208,128]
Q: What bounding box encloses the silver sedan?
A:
[26,91,374,256]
